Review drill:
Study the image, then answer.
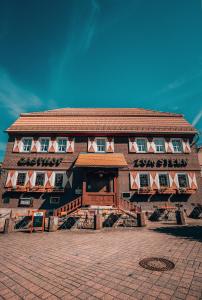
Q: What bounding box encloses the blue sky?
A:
[0,0,202,160]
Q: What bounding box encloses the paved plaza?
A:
[0,223,202,300]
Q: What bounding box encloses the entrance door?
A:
[82,170,117,206]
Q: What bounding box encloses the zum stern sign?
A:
[134,159,188,168]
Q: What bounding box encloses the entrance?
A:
[82,169,117,206]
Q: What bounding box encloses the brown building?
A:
[0,108,201,216]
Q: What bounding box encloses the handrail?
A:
[117,197,141,213]
[54,197,82,216]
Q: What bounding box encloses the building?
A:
[197,146,202,177]
[0,108,201,216]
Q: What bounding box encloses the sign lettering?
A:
[134,159,188,168]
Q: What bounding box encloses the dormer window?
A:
[154,138,165,153]
[40,138,50,152]
[96,138,106,153]
[57,138,67,153]
[172,139,183,153]
[136,138,147,153]
[22,138,32,152]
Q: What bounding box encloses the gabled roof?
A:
[6,107,196,134]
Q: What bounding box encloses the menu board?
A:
[31,211,45,232]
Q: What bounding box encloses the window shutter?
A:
[49,138,57,153]
[129,137,137,153]
[148,138,155,153]
[130,171,139,189]
[150,172,158,189]
[169,172,177,188]
[182,139,191,153]
[106,137,114,152]
[45,171,53,188]
[88,137,96,152]
[188,172,198,189]
[67,137,74,153]
[65,171,73,188]
[31,138,38,152]
[165,138,173,153]
[13,138,21,153]
[5,170,14,188]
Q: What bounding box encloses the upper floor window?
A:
[54,173,64,188]
[177,174,189,188]
[136,138,147,153]
[139,173,150,188]
[172,139,183,153]
[158,173,170,188]
[40,138,50,152]
[35,173,45,187]
[16,172,26,186]
[57,138,67,153]
[96,138,106,153]
[22,138,32,152]
[154,138,165,153]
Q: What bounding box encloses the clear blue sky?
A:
[0,0,202,160]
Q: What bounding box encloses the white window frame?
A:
[56,137,68,153]
[136,138,148,153]
[139,173,150,188]
[21,137,33,152]
[154,138,165,153]
[158,173,170,188]
[54,172,65,188]
[177,173,189,189]
[50,197,60,204]
[34,171,45,187]
[95,137,107,153]
[171,138,183,153]
[16,171,27,186]
[39,137,50,153]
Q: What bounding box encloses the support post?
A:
[137,212,146,227]
[4,218,14,234]
[94,214,103,230]
[48,216,58,232]
[176,210,186,225]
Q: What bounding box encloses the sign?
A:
[18,157,63,167]
[31,210,45,232]
[19,198,32,207]
[134,159,188,168]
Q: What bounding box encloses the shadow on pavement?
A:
[151,225,202,242]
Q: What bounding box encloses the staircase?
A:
[54,197,82,217]
[189,206,202,219]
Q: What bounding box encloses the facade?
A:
[0,108,201,216]
[197,146,202,177]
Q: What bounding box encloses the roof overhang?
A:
[75,153,128,168]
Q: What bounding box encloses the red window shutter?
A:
[13,138,20,152]
[67,137,74,153]
[106,137,114,152]
[88,137,96,152]
[129,138,137,153]
[130,171,139,189]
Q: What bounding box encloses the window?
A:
[96,138,106,152]
[172,139,183,153]
[154,138,165,153]
[22,138,32,152]
[158,174,170,188]
[35,173,45,186]
[136,138,147,152]
[139,174,150,188]
[16,172,26,186]
[177,174,189,188]
[40,138,50,152]
[54,173,64,188]
[122,192,131,199]
[19,198,32,207]
[57,138,67,152]
[50,197,60,204]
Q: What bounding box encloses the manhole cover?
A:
[139,257,175,271]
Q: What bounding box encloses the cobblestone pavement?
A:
[0,223,202,300]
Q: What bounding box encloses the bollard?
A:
[48,216,58,232]
[137,212,146,227]
[4,218,14,234]
[94,214,103,230]
[176,210,186,225]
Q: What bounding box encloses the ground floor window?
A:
[139,173,150,188]
[35,173,45,186]
[19,198,33,207]
[54,173,64,188]
[177,174,189,188]
[50,197,60,204]
[16,172,26,186]
[158,174,170,187]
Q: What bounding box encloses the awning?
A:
[75,153,128,168]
